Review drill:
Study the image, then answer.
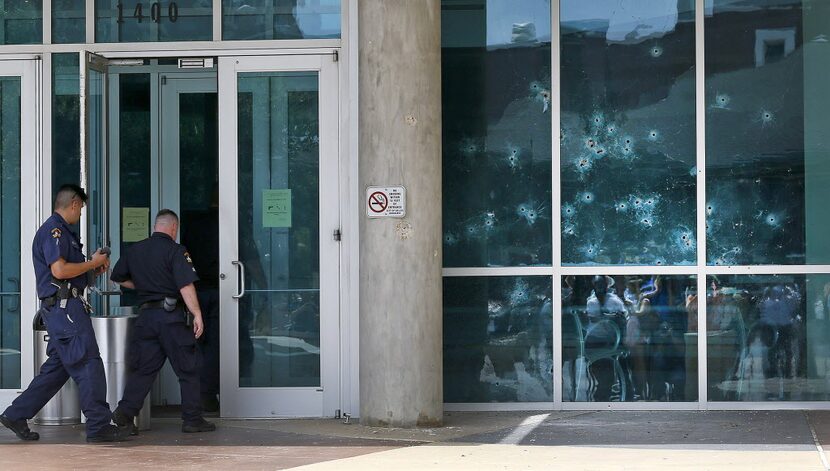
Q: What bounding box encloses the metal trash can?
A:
[89,308,151,431]
[33,310,81,425]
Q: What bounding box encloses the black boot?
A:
[182,417,216,433]
[0,414,39,441]
[112,408,138,436]
[86,424,129,443]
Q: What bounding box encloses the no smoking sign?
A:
[366,186,406,218]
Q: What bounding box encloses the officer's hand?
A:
[193,314,204,339]
[91,249,109,269]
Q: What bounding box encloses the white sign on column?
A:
[366,186,406,218]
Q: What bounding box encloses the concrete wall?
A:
[357,0,443,427]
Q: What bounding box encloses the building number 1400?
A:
[116,2,179,23]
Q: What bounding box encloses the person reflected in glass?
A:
[623,277,659,400]
[753,284,803,393]
[584,275,626,401]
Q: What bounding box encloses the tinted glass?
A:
[53,0,85,43]
[222,0,340,40]
[442,0,552,267]
[563,274,697,402]
[0,0,42,44]
[707,274,830,401]
[96,0,212,42]
[444,276,553,402]
[52,53,81,194]
[560,0,696,265]
[705,0,830,265]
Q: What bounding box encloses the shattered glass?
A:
[705,0,830,265]
[560,0,697,265]
[442,0,552,267]
[444,276,553,402]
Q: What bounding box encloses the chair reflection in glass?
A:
[567,275,628,401]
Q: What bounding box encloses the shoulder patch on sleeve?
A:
[51,228,62,239]
[183,251,193,264]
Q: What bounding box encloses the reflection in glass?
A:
[117,74,151,308]
[0,78,21,389]
[444,276,552,402]
[707,274,830,401]
[560,0,696,265]
[52,54,80,195]
[237,72,321,388]
[53,0,85,43]
[222,0,340,40]
[705,1,830,264]
[441,0,552,267]
[0,0,42,44]
[562,275,697,402]
[96,0,212,42]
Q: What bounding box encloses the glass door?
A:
[218,55,340,417]
[0,58,41,409]
[80,51,114,315]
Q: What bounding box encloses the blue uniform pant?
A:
[4,300,111,436]
[118,308,203,422]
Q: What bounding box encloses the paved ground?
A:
[2,411,830,470]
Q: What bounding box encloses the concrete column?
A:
[358,0,443,427]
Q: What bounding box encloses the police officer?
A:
[0,184,125,442]
[110,209,216,433]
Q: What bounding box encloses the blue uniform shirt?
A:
[111,232,199,304]
[32,212,87,298]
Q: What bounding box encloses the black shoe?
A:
[112,408,138,436]
[182,417,216,433]
[0,414,39,441]
[86,424,129,443]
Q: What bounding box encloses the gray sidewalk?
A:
[1,411,829,470]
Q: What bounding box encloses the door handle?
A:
[232,260,246,299]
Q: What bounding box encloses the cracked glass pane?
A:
[562,275,698,402]
[707,274,830,401]
[441,0,552,267]
[560,0,697,266]
[705,0,830,265]
[444,276,553,402]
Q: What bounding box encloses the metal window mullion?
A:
[695,0,708,410]
[44,0,52,45]
[85,0,94,44]
[213,0,221,41]
[551,0,562,412]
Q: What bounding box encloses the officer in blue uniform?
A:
[110,209,216,434]
[0,184,125,442]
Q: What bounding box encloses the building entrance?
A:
[80,52,341,418]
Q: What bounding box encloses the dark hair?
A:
[54,184,88,209]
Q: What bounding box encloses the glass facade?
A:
[53,0,85,43]
[52,53,80,194]
[442,0,552,267]
[560,0,696,266]
[0,1,42,44]
[95,0,213,42]
[444,276,552,402]
[563,275,697,402]
[222,0,341,41]
[443,0,830,405]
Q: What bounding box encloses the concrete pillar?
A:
[358,0,443,427]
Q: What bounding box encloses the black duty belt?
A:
[139,299,181,311]
[40,286,81,307]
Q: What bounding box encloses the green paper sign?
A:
[122,207,150,242]
[263,189,292,228]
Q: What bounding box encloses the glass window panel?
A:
[705,0,830,265]
[222,0,340,40]
[560,0,697,266]
[441,0,552,267]
[0,77,21,389]
[0,0,42,44]
[53,0,85,43]
[237,72,321,388]
[52,53,81,195]
[444,276,553,403]
[707,274,830,401]
[96,0,212,42]
[562,275,697,402]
